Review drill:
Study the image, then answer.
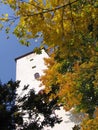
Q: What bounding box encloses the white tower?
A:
[15,49,83,130]
[15,49,48,96]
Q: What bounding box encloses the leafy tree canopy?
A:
[0,0,98,129]
[0,80,62,130]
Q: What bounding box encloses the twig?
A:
[22,0,78,17]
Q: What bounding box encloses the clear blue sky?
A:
[0,4,41,83]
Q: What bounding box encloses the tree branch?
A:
[22,0,78,17]
[69,0,76,33]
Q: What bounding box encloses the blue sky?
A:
[0,4,40,83]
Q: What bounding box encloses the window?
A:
[34,72,40,79]
[30,58,34,61]
[32,66,36,69]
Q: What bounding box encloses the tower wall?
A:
[15,49,82,130]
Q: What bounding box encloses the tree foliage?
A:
[0,80,20,130]
[16,86,62,130]
[0,0,98,129]
[0,80,61,130]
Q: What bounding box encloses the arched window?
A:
[34,72,40,79]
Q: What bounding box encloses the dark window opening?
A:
[32,66,36,69]
[34,73,40,79]
[30,58,34,61]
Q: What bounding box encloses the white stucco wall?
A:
[15,49,82,130]
[16,49,48,96]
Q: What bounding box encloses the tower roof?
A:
[15,49,48,61]
[15,51,34,61]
